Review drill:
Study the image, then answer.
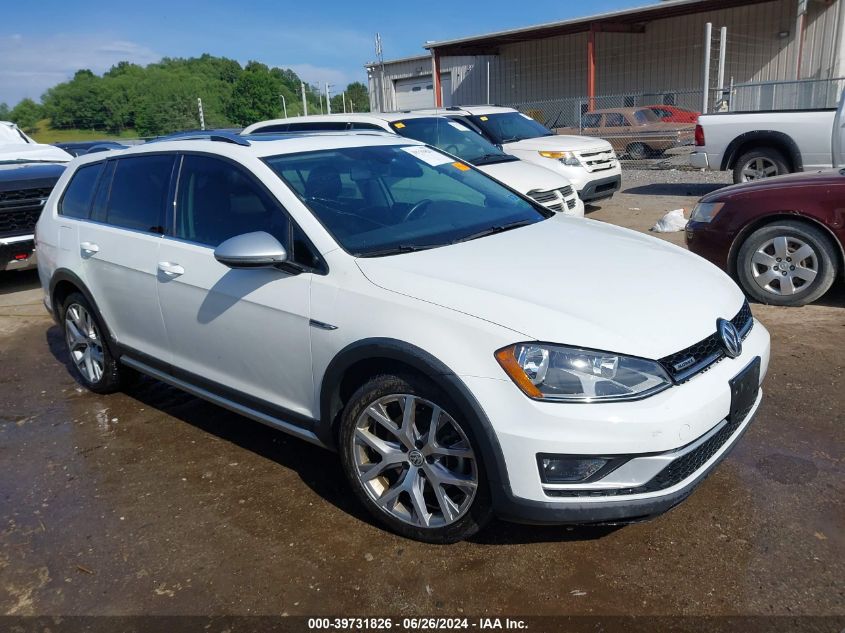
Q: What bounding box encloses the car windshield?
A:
[264,144,547,257]
[634,109,660,124]
[389,117,515,166]
[468,112,554,144]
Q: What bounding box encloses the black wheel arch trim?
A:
[721,130,802,172]
[317,337,515,507]
[48,268,121,358]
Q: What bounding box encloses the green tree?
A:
[346,81,371,112]
[0,102,10,120]
[9,98,43,132]
[225,61,284,126]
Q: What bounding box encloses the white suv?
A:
[243,113,584,217]
[416,106,622,203]
[37,132,769,543]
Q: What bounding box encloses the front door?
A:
[156,154,314,419]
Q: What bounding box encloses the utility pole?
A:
[280,94,287,118]
[702,22,712,114]
[197,97,205,131]
[342,91,347,113]
[319,91,324,114]
[301,82,307,115]
[326,83,332,114]
[717,26,727,100]
[375,33,386,112]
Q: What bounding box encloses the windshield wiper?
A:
[358,244,437,258]
[472,152,517,165]
[454,220,534,244]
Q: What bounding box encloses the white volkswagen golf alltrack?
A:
[37,131,770,543]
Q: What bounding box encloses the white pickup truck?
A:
[690,91,845,183]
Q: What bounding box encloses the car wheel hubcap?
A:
[352,394,478,528]
[741,157,778,181]
[64,303,104,383]
[751,236,818,296]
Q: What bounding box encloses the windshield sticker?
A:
[479,116,489,121]
[401,145,453,166]
[452,162,470,171]
[393,122,406,128]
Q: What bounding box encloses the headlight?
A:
[689,202,724,223]
[538,150,581,167]
[495,343,672,402]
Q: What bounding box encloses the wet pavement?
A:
[1,171,844,617]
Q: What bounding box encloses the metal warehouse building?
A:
[366,0,844,118]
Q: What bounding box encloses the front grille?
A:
[566,198,576,210]
[0,187,51,238]
[544,415,746,498]
[577,149,616,171]
[658,301,754,383]
[529,187,574,213]
[0,187,53,204]
[528,189,557,204]
[559,185,573,198]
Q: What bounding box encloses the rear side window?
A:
[605,113,627,127]
[59,162,104,219]
[349,122,384,131]
[253,123,289,133]
[174,154,290,248]
[106,155,174,232]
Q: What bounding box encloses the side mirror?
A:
[214,231,288,268]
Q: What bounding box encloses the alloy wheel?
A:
[64,303,105,383]
[352,394,478,528]
[750,235,818,296]
[740,157,779,181]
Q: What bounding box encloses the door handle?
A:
[157,261,185,277]
[80,241,99,255]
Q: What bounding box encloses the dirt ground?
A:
[1,169,843,620]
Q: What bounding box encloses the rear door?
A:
[77,154,174,362]
[156,153,315,418]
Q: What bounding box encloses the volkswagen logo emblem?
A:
[717,318,742,358]
[408,450,424,467]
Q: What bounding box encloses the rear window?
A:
[106,155,174,233]
[59,162,104,219]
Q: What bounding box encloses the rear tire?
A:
[61,292,126,393]
[626,142,650,160]
[735,221,838,306]
[338,373,492,543]
[733,147,789,184]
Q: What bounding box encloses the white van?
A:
[243,113,584,217]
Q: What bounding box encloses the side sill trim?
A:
[121,356,328,449]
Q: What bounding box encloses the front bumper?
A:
[0,235,37,271]
[462,320,770,524]
[578,174,622,202]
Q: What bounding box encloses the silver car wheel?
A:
[751,235,818,296]
[740,157,779,181]
[352,394,478,528]
[65,303,105,383]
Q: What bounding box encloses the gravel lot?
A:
[1,169,843,621]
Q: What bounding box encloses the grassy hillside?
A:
[29,119,140,144]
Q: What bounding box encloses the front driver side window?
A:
[174,154,290,250]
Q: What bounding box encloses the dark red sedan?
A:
[685,169,844,306]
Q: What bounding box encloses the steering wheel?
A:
[403,199,434,223]
[307,196,387,231]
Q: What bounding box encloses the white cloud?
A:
[0,34,160,105]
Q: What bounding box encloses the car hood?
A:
[701,168,845,201]
[0,143,73,163]
[504,135,612,153]
[477,159,572,194]
[356,219,745,359]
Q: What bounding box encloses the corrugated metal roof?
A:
[364,54,431,70]
[424,0,772,53]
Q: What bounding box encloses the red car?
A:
[647,105,700,123]
[685,169,844,307]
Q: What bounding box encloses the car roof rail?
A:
[152,131,251,146]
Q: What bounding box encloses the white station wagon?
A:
[37,132,769,543]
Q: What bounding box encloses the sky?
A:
[0,0,653,106]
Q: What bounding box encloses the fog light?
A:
[538,455,608,483]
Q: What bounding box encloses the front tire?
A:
[735,221,838,306]
[339,373,492,543]
[61,292,126,393]
[626,142,650,160]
